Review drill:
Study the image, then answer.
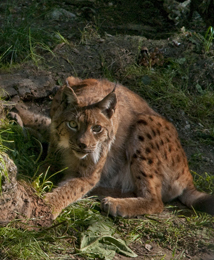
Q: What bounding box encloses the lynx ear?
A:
[97,90,117,118]
[66,76,82,87]
[62,81,79,106]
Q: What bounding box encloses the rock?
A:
[0,152,53,228]
[48,8,76,21]
[184,124,191,130]
[0,73,55,99]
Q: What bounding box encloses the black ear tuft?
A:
[96,90,117,118]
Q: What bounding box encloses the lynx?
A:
[16,76,214,219]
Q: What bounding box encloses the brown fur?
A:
[15,76,214,218]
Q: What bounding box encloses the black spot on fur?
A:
[176,155,181,163]
[149,116,154,121]
[146,147,151,154]
[175,174,180,181]
[137,119,148,125]
[138,135,144,141]
[156,128,161,135]
[172,158,175,167]
[152,129,156,137]
[140,171,147,177]
[148,159,153,165]
[136,149,141,154]
[136,176,141,180]
[140,155,146,160]
[133,153,138,159]
[147,133,152,140]
[156,142,160,150]
[150,143,154,149]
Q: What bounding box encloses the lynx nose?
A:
[78,142,87,150]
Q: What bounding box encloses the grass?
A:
[0,196,213,259]
[79,23,101,45]
[0,1,56,66]
[1,125,40,180]
[125,60,214,129]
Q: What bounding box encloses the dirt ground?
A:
[0,1,214,259]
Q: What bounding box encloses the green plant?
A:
[55,31,70,45]
[192,171,214,194]
[32,166,67,197]
[79,23,101,44]
[204,26,214,53]
[0,127,14,192]
[191,26,214,53]
[0,154,9,193]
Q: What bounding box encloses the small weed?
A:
[100,55,115,81]
[32,166,67,197]
[0,154,9,193]
[191,26,214,53]
[79,23,101,44]
[204,26,214,53]
[55,32,70,45]
[192,171,214,194]
[0,127,14,192]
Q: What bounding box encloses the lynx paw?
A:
[101,197,129,217]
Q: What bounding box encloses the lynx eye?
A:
[67,120,78,130]
[92,125,102,133]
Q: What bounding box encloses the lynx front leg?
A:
[44,176,99,219]
[44,154,107,219]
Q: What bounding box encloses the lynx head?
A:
[51,79,117,163]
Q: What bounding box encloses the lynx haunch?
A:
[16,76,214,219]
